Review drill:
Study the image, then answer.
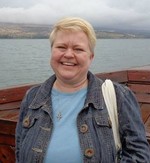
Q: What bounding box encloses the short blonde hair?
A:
[49,17,96,53]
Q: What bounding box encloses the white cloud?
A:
[0,0,150,30]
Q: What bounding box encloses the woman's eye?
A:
[75,48,83,52]
[58,46,65,49]
[57,46,66,51]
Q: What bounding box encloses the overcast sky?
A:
[0,0,150,30]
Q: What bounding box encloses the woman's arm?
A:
[15,96,27,163]
[116,84,150,162]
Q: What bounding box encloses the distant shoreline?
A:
[0,22,150,39]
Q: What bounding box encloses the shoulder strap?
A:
[102,79,122,151]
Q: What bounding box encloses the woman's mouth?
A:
[61,62,76,66]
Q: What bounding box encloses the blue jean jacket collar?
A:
[28,71,105,111]
[28,74,56,110]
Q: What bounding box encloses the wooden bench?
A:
[0,84,35,163]
[127,68,150,141]
[0,66,150,162]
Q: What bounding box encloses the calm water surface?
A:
[0,39,150,88]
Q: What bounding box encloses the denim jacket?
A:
[15,71,150,163]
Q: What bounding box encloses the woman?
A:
[16,17,150,163]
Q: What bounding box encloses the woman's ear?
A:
[90,53,94,60]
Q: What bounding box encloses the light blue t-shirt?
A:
[44,87,87,163]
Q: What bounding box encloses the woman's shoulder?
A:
[25,75,56,100]
[26,84,41,98]
[113,81,133,97]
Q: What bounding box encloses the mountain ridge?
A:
[0,22,150,39]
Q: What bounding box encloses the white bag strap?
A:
[102,79,122,151]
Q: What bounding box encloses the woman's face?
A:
[50,30,94,85]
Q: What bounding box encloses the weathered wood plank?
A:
[0,84,36,104]
[128,70,150,82]
[0,120,16,135]
[96,70,128,83]
[0,145,15,163]
[0,134,15,146]
[134,94,150,104]
[140,104,150,123]
[128,84,150,94]
[0,109,19,120]
[0,101,21,111]
[128,84,150,103]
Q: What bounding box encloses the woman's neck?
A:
[53,78,88,93]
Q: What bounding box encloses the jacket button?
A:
[80,124,88,133]
[84,148,94,158]
[23,116,30,127]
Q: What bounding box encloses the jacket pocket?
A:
[93,115,116,162]
[20,114,40,161]
[21,114,39,144]
[95,115,112,128]
[22,114,39,128]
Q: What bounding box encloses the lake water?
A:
[0,39,150,88]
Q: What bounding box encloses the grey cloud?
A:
[0,0,150,30]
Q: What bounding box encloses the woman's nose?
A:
[64,49,74,57]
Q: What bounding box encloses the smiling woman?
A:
[15,17,150,163]
[50,30,94,90]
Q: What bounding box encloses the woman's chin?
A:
[58,73,77,82]
[61,75,75,81]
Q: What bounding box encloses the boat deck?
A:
[0,65,150,162]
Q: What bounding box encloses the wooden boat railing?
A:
[0,84,36,163]
[0,66,150,162]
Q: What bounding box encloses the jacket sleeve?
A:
[115,84,150,163]
[15,94,27,163]
[15,86,35,162]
